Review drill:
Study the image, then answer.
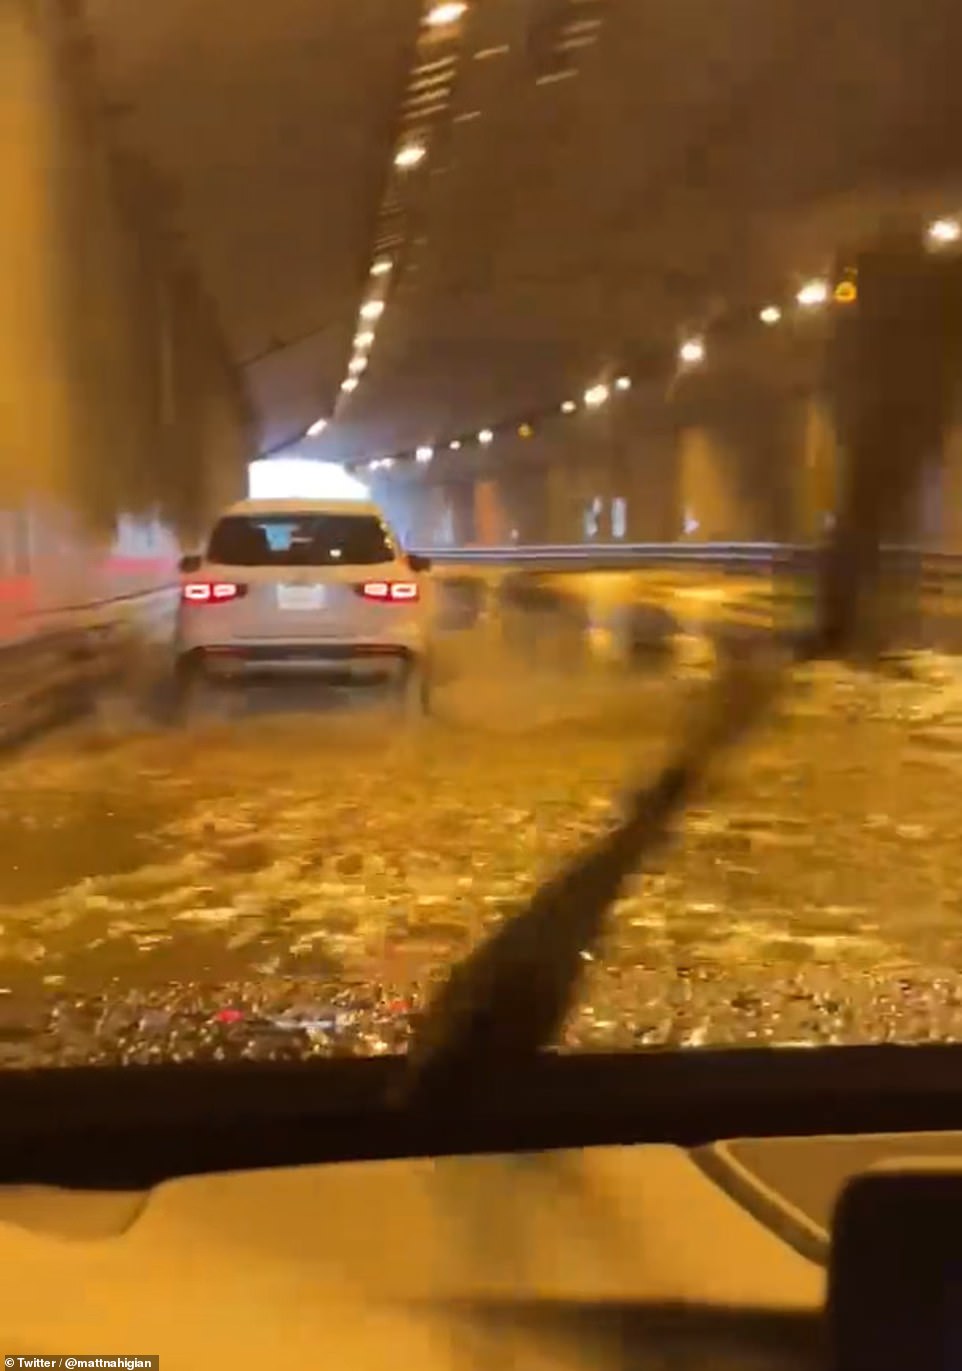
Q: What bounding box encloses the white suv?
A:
[174,498,434,717]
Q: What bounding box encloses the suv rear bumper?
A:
[177,642,422,683]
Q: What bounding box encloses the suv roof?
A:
[220,498,385,519]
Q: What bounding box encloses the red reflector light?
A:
[214,1008,244,1025]
[182,582,244,603]
[360,581,419,602]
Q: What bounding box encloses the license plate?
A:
[277,584,326,611]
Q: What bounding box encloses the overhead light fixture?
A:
[306,418,328,438]
[382,458,394,469]
[796,279,829,308]
[348,356,368,375]
[359,300,385,321]
[395,142,427,170]
[584,384,610,408]
[426,1,467,25]
[834,280,857,305]
[561,400,577,414]
[927,217,961,246]
[759,305,782,325]
[518,423,534,438]
[614,376,631,392]
[370,259,393,277]
[415,446,434,463]
[478,429,494,445]
[678,337,706,366]
[354,330,375,349]
[449,439,462,450]
[341,377,359,393]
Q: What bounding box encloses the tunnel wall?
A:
[1,0,253,645]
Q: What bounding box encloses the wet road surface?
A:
[3,643,962,1066]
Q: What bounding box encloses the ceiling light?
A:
[833,280,857,305]
[449,439,462,450]
[927,217,961,246]
[341,377,359,393]
[306,418,328,438]
[584,384,610,408]
[354,330,375,349]
[348,356,368,375]
[426,1,467,25]
[395,142,427,170]
[370,259,393,277]
[759,305,782,325]
[678,337,706,365]
[416,446,434,463]
[518,423,534,438]
[796,279,829,308]
[359,300,385,321]
[478,429,494,445]
[561,400,577,414]
[614,376,631,392]
[382,458,394,469]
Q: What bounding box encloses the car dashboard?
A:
[7,1128,959,1370]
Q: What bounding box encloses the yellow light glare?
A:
[370,259,393,277]
[395,142,427,169]
[584,384,610,408]
[759,305,782,325]
[348,356,368,375]
[478,429,494,445]
[360,300,385,321]
[928,217,961,246]
[679,337,706,365]
[341,377,359,393]
[354,330,375,349]
[426,2,467,25]
[796,279,829,308]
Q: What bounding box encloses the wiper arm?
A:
[398,660,776,1108]
[397,233,962,1110]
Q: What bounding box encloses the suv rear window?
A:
[207,514,395,567]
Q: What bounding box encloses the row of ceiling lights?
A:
[303,4,470,441]
[357,213,962,474]
[364,374,634,471]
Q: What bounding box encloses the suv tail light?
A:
[182,582,246,604]
[358,581,420,602]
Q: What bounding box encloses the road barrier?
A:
[0,585,179,748]
[423,543,962,651]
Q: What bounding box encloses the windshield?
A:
[208,514,396,567]
[4,0,962,1073]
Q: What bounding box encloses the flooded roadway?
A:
[3,610,962,1067]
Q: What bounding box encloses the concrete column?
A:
[677,427,742,540]
[798,396,840,539]
[934,414,962,552]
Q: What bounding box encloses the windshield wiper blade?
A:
[397,233,962,1110]
[397,660,776,1107]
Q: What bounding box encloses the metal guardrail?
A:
[0,586,179,749]
[413,541,962,581]
[413,541,788,566]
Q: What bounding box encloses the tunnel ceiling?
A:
[84,0,962,465]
